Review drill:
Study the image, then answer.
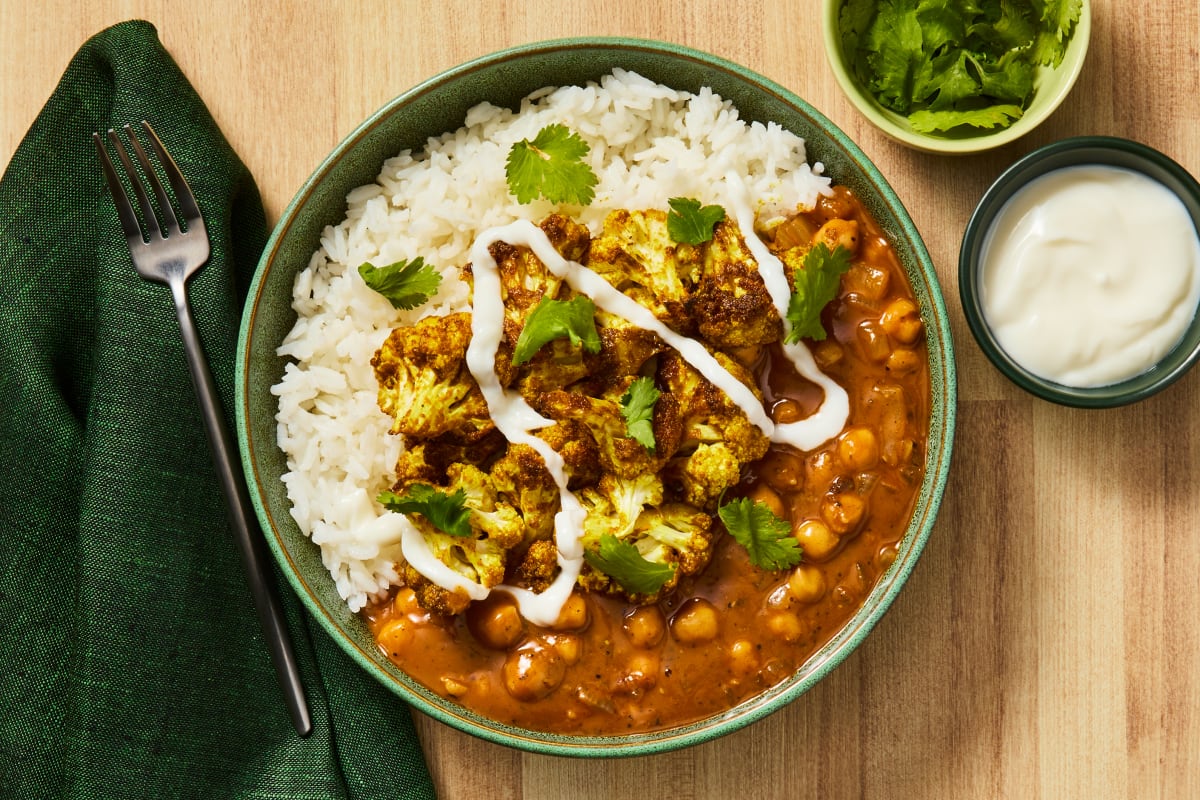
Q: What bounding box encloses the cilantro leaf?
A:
[718,497,802,571]
[378,484,472,537]
[619,376,660,451]
[505,124,598,205]
[839,0,1082,135]
[511,295,601,365]
[666,197,726,245]
[908,104,1024,133]
[357,257,441,310]
[583,533,676,595]
[784,243,853,343]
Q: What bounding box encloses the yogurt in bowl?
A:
[960,136,1200,407]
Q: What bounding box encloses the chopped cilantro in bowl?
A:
[824,0,1090,152]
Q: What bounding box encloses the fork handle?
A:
[169,277,314,738]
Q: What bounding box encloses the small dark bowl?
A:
[959,136,1200,407]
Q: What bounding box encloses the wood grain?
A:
[4,1,1197,797]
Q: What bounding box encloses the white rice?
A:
[271,69,832,611]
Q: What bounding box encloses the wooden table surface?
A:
[4,1,1197,798]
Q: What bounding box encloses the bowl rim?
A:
[236,35,957,756]
[820,0,1092,154]
[958,134,1200,407]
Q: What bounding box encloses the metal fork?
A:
[95,122,312,737]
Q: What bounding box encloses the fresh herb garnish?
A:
[584,533,677,595]
[838,0,1083,134]
[378,484,472,537]
[784,243,853,343]
[619,376,661,452]
[666,197,726,245]
[511,295,601,365]
[357,257,441,310]
[718,497,802,571]
[505,123,598,205]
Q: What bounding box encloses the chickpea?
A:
[748,483,786,521]
[814,218,861,257]
[553,592,590,632]
[623,605,666,649]
[812,339,844,370]
[822,492,866,535]
[467,594,524,650]
[880,298,923,344]
[728,639,759,677]
[670,598,719,644]
[816,190,855,220]
[788,564,827,604]
[502,642,566,702]
[885,348,920,375]
[615,652,659,693]
[766,611,805,643]
[761,450,804,492]
[793,518,840,562]
[440,676,469,698]
[547,633,582,665]
[771,398,803,424]
[807,450,838,486]
[838,427,879,470]
[856,319,891,362]
[376,617,416,658]
[392,586,421,617]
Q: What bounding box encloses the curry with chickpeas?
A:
[366,186,929,734]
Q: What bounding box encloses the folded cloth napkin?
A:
[0,20,435,799]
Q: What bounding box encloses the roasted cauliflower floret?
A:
[689,219,782,350]
[488,444,562,544]
[633,503,714,575]
[586,209,702,333]
[372,312,493,441]
[578,472,664,544]
[509,539,559,593]
[445,462,526,549]
[535,419,603,489]
[577,474,714,603]
[679,441,742,511]
[657,349,770,465]
[389,461,527,616]
[402,565,474,617]
[467,213,589,329]
[530,384,662,479]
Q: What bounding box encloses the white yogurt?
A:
[979,164,1200,388]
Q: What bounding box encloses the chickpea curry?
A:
[365,186,929,734]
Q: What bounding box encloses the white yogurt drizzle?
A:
[399,199,850,624]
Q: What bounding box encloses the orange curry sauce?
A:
[365,187,930,734]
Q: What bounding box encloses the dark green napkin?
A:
[0,20,436,799]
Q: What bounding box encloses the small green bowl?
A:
[822,0,1091,154]
[959,136,1200,407]
[236,37,956,756]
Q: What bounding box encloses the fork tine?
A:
[124,123,181,235]
[105,128,161,240]
[139,121,205,232]
[93,132,145,244]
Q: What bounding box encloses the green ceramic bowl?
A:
[235,38,957,756]
[960,136,1200,408]
[822,0,1091,154]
